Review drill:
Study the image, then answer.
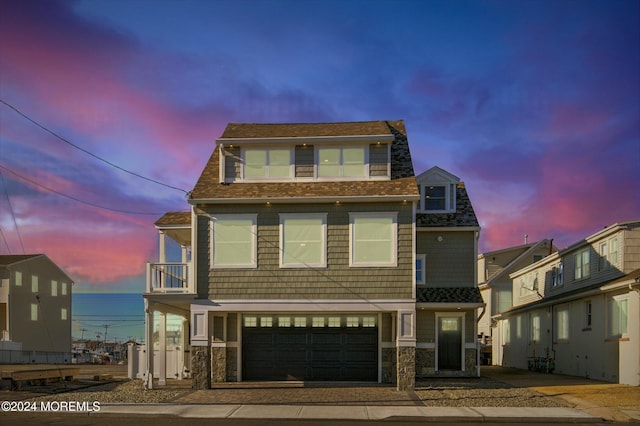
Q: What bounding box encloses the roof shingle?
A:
[416,287,484,304]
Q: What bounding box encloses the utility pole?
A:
[80,328,87,340]
[103,324,110,345]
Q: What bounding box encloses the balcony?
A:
[146,262,194,294]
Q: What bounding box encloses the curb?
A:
[94,403,602,422]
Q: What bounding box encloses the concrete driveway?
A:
[482,366,640,422]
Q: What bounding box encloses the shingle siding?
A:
[200,202,413,300]
[416,231,475,286]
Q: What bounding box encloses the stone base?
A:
[397,346,415,391]
[211,346,226,383]
[191,346,211,390]
[226,347,238,382]
[382,348,396,384]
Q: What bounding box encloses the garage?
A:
[242,314,378,381]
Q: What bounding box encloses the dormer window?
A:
[424,186,446,210]
[416,166,460,213]
[222,141,390,182]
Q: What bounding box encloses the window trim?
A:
[555,306,570,342]
[349,212,398,267]
[316,145,368,180]
[418,183,457,213]
[242,147,293,180]
[279,213,327,268]
[210,214,258,269]
[574,248,590,281]
[608,295,628,338]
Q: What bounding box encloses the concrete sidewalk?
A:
[95,403,600,422]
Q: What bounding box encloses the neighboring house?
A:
[477,239,556,365]
[494,220,640,385]
[143,121,483,390]
[0,254,73,363]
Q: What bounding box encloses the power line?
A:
[0,98,190,194]
[0,169,25,253]
[0,164,165,216]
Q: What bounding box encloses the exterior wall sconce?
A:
[437,236,443,243]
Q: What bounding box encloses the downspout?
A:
[477,304,487,377]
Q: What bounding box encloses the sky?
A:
[0,0,638,294]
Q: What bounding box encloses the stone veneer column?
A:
[211,346,226,383]
[396,346,415,391]
[191,346,211,390]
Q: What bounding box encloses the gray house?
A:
[0,254,73,363]
[143,121,482,390]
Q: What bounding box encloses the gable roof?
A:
[483,239,554,285]
[415,183,479,227]
[0,254,41,267]
[0,254,74,283]
[189,120,419,202]
[416,166,460,184]
[155,212,191,227]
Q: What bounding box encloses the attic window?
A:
[419,183,456,213]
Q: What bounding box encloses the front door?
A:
[438,316,462,370]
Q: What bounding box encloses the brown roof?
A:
[190,120,419,201]
[221,121,394,138]
[0,254,41,267]
[154,212,191,227]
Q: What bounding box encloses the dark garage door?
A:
[242,316,378,381]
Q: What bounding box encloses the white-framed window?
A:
[418,183,456,213]
[31,304,38,321]
[279,214,327,268]
[312,317,325,327]
[552,262,564,287]
[503,319,511,344]
[31,275,38,293]
[585,301,592,328]
[574,248,590,280]
[61,308,68,321]
[294,317,307,327]
[555,307,570,341]
[317,146,366,178]
[608,295,628,337]
[15,271,22,286]
[211,215,257,268]
[416,254,426,284]
[609,238,618,266]
[61,282,67,295]
[243,148,292,179]
[530,313,541,343]
[51,280,57,296]
[349,212,398,267]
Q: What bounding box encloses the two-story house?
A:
[0,254,73,363]
[142,121,483,390]
[494,220,640,385]
[477,239,556,365]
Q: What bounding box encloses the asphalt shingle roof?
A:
[190,120,419,201]
[416,287,484,304]
[416,183,479,227]
[0,254,41,267]
[154,212,191,227]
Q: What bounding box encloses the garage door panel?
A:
[243,322,377,381]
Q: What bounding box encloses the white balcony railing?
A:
[146,262,193,294]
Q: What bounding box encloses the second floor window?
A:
[552,262,564,287]
[211,215,257,268]
[349,212,397,267]
[574,248,590,280]
[280,214,327,268]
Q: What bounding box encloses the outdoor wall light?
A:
[437,236,443,242]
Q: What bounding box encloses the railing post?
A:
[146,262,152,293]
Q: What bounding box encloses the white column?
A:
[159,231,166,263]
[158,312,167,386]
[144,299,154,389]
